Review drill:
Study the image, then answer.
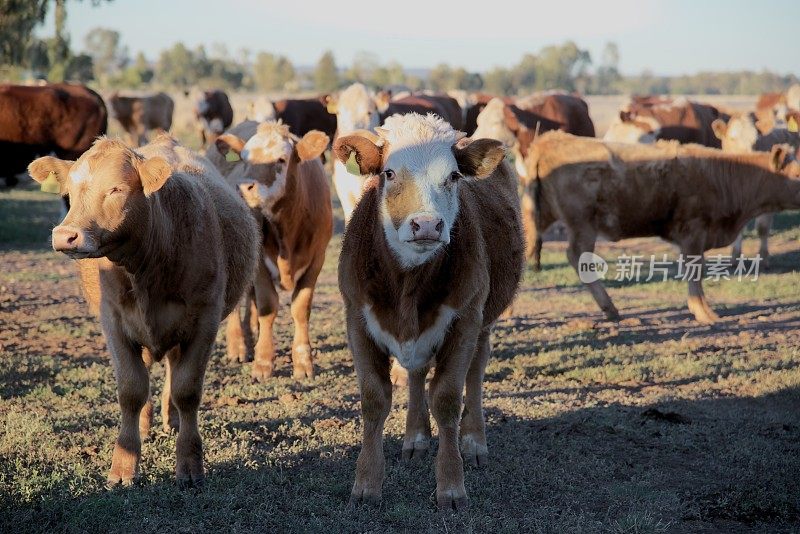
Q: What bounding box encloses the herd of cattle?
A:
[3,80,800,510]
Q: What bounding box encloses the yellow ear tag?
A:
[40,171,61,194]
[226,151,241,162]
[326,102,338,114]
[788,116,798,133]
[345,151,361,175]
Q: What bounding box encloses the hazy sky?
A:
[38,0,799,75]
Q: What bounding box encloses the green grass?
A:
[1,180,799,532]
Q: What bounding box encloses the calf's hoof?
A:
[348,486,382,508]
[390,359,408,387]
[107,445,139,488]
[226,343,247,363]
[292,345,314,380]
[176,473,205,490]
[437,487,469,512]
[251,360,275,382]
[460,434,489,468]
[401,433,430,460]
[604,308,621,322]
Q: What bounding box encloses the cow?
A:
[463,93,508,136]
[27,135,259,488]
[108,92,174,146]
[381,94,465,131]
[472,93,595,179]
[333,113,524,510]
[0,83,107,187]
[207,121,333,380]
[605,96,729,148]
[247,97,337,140]
[522,130,800,324]
[195,90,234,148]
[711,115,800,265]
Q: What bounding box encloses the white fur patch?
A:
[332,160,366,222]
[362,304,457,371]
[69,159,91,184]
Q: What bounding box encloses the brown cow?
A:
[27,135,259,487]
[608,96,729,148]
[522,131,800,324]
[0,83,107,187]
[108,92,174,146]
[195,89,234,148]
[381,94,465,131]
[334,113,524,510]
[208,121,333,380]
[711,115,800,264]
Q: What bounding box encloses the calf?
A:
[711,115,800,265]
[27,135,259,487]
[523,131,800,324]
[334,113,524,510]
[108,92,174,146]
[195,90,234,148]
[208,121,332,380]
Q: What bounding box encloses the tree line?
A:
[0,1,797,96]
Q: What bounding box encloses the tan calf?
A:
[334,113,524,510]
[209,121,333,380]
[28,136,258,487]
[523,131,800,324]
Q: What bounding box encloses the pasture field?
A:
[2,94,799,533]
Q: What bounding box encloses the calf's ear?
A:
[137,156,172,196]
[215,134,246,160]
[770,144,793,172]
[453,138,506,179]
[711,119,728,140]
[28,156,73,194]
[296,130,330,161]
[333,132,383,176]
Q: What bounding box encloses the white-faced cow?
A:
[334,113,524,510]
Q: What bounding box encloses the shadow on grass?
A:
[2,386,798,533]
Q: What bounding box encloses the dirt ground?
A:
[2,95,799,533]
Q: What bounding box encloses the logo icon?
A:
[578,252,608,283]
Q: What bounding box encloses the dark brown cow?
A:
[617,97,729,148]
[27,135,258,487]
[515,92,596,137]
[108,92,174,146]
[380,94,465,130]
[195,90,234,148]
[334,113,524,510]
[0,83,107,186]
[522,131,800,323]
[271,97,338,139]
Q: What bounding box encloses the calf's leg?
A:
[681,241,719,324]
[756,213,773,268]
[348,317,392,506]
[252,262,279,381]
[161,349,180,433]
[289,260,324,379]
[460,328,491,468]
[225,299,247,362]
[566,227,620,320]
[402,365,431,460]
[139,348,155,439]
[521,191,543,271]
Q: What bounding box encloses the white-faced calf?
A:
[28,136,258,487]
[334,113,524,510]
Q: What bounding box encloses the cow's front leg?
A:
[460,328,491,467]
[681,241,719,324]
[756,213,773,269]
[348,314,392,507]
[290,259,324,379]
[252,261,279,381]
[402,365,430,460]
[167,324,216,488]
[566,226,619,320]
[429,316,480,511]
[105,326,149,487]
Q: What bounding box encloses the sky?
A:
[36,0,799,76]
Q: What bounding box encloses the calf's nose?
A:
[52,225,83,252]
[409,215,444,240]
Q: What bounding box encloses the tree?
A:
[253,52,295,91]
[314,50,338,92]
[84,27,127,82]
[345,51,379,84]
[483,67,514,95]
[532,41,591,91]
[0,0,48,65]
[64,53,93,82]
[428,63,453,91]
[592,42,621,94]
[155,42,198,87]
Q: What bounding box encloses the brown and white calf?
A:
[712,115,800,265]
[334,113,524,510]
[28,136,258,487]
[208,120,333,380]
[523,131,800,324]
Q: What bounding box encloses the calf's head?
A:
[216,122,328,215]
[334,83,380,135]
[603,111,660,144]
[28,138,172,258]
[334,113,505,269]
[712,115,759,153]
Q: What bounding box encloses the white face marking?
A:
[336,83,379,135]
[473,99,516,147]
[362,304,457,371]
[241,131,293,164]
[721,117,759,153]
[69,159,92,184]
[603,121,658,144]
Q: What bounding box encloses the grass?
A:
[1,169,800,532]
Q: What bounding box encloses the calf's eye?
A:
[450,171,463,182]
[381,169,395,181]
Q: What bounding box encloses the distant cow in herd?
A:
[208,120,333,380]
[0,83,107,187]
[194,90,234,148]
[522,131,800,324]
[333,113,524,510]
[28,134,258,488]
[108,91,175,146]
